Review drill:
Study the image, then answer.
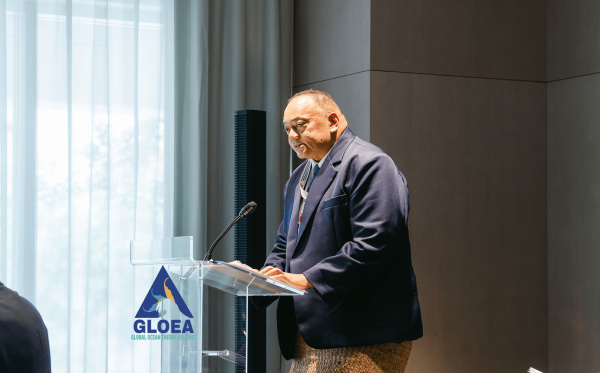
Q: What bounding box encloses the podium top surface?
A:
[202,261,305,296]
[130,236,304,296]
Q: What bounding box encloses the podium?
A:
[130,236,304,372]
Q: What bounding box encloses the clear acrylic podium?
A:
[130,236,304,373]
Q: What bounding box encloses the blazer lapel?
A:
[284,128,357,266]
[296,156,337,245]
[285,183,302,268]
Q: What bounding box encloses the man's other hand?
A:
[260,266,314,290]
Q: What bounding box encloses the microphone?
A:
[239,201,257,217]
[203,201,257,261]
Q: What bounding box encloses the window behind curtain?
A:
[2,0,174,371]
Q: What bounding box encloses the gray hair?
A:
[288,89,341,115]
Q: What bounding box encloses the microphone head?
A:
[239,201,257,217]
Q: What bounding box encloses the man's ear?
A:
[328,112,339,131]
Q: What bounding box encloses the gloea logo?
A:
[135,266,193,318]
[132,266,196,340]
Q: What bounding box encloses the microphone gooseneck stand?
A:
[203,201,257,262]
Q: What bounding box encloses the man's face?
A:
[283,95,335,161]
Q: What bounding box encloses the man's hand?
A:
[260,266,314,290]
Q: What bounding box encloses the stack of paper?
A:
[228,260,260,273]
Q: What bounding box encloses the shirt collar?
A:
[311,146,333,168]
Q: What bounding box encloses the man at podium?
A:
[256,90,423,372]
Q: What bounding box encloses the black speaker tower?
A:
[234,110,267,373]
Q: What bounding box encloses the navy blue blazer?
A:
[0,281,51,373]
[260,128,423,359]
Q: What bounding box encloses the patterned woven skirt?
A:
[289,330,412,373]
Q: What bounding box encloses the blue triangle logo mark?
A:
[135,266,194,318]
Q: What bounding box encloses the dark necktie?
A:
[306,164,320,193]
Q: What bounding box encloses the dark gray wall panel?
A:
[548,74,600,373]
[548,0,600,81]
[371,0,546,82]
[370,71,548,373]
[293,0,370,86]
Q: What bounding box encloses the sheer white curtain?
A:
[1,0,174,371]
